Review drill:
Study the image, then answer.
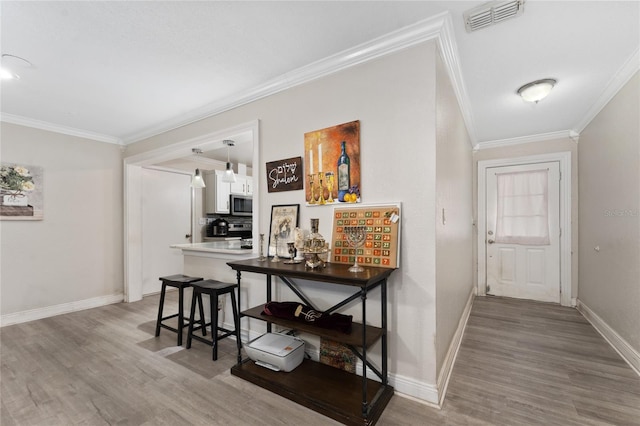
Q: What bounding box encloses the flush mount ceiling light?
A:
[1,54,32,80]
[464,0,525,32]
[222,140,237,183]
[517,78,557,103]
[190,148,206,188]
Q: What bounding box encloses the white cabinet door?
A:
[203,171,216,214]
[214,170,231,213]
[245,176,253,195]
[230,175,253,195]
[230,176,246,195]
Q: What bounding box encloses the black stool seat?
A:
[155,274,206,346]
[187,279,241,361]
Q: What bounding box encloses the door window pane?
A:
[495,169,550,245]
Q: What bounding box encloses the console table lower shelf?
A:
[231,358,394,426]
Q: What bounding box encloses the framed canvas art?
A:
[0,163,43,220]
[304,120,360,206]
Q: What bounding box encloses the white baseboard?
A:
[391,372,440,406]
[436,287,476,406]
[577,299,640,376]
[1,293,124,327]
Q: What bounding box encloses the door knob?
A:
[185,234,192,239]
[488,239,495,244]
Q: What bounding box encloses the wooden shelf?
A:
[228,258,396,425]
[231,358,394,426]
[242,305,383,348]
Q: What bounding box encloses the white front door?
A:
[485,162,560,303]
[142,168,192,295]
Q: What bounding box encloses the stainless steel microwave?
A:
[230,194,252,216]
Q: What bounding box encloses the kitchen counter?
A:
[170,241,255,259]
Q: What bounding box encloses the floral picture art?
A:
[1,163,43,220]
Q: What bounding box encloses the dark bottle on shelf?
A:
[337,141,350,202]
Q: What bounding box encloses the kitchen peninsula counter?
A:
[170,241,255,259]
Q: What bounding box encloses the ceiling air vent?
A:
[464,0,525,33]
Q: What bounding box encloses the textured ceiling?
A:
[1,1,638,150]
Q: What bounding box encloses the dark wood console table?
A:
[227,258,396,426]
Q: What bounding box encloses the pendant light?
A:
[190,148,206,188]
[222,140,237,183]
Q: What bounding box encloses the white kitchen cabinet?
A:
[204,171,252,214]
[203,170,231,214]
[230,175,253,196]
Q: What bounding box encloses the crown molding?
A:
[2,12,477,149]
[0,113,122,145]
[435,13,478,147]
[574,47,640,133]
[476,130,573,150]
[124,11,470,144]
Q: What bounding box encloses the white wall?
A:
[434,51,473,374]
[578,72,640,354]
[1,123,123,321]
[126,42,444,401]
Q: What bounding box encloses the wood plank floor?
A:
[1,294,638,425]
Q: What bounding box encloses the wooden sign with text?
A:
[266,156,304,193]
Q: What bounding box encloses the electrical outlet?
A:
[218,295,225,310]
[199,217,207,225]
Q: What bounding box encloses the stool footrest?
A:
[160,313,180,321]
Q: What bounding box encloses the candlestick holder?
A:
[271,234,281,262]
[308,174,316,205]
[258,233,266,261]
[317,172,326,205]
[344,226,367,272]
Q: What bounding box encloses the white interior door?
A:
[142,168,192,295]
[485,162,560,303]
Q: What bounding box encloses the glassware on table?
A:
[344,226,367,272]
[284,241,301,264]
[301,218,328,269]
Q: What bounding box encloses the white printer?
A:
[245,332,305,372]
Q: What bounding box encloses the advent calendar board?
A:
[330,203,401,269]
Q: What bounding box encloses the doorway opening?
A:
[123,120,260,302]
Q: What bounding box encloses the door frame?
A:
[477,152,572,306]
[123,120,260,303]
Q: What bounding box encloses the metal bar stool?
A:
[186,279,241,361]
[155,274,206,346]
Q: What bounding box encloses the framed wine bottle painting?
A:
[303,120,360,206]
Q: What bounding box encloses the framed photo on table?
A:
[268,204,300,257]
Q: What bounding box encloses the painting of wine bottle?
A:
[303,120,360,206]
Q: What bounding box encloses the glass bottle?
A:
[337,141,350,202]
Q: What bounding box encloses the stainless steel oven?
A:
[230,194,252,217]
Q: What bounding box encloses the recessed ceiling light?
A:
[517,78,557,103]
